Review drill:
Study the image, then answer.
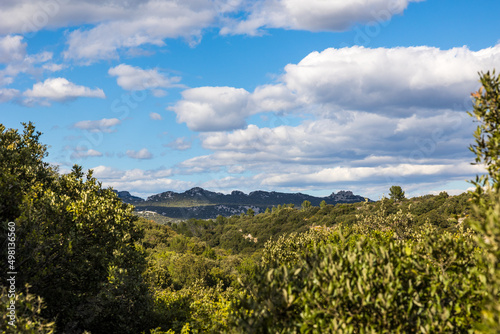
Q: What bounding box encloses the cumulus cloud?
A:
[108,64,182,95]
[126,148,153,159]
[149,112,163,120]
[282,45,500,114]
[23,77,105,104]
[261,162,484,187]
[0,35,63,96]
[172,45,500,131]
[62,0,223,62]
[73,118,121,133]
[190,110,473,170]
[70,148,103,159]
[0,1,427,63]
[171,84,299,131]
[0,0,126,35]
[171,86,252,131]
[0,35,26,63]
[199,175,264,193]
[165,137,192,151]
[221,0,423,35]
[0,88,20,102]
[42,63,65,72]
[2,50,53,84]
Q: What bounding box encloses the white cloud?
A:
[0,1,427,64]
[126,148,153,160]
[172,45,500,131]
[261,163,484,187]
[23,77,105,104]
[189,111,473,171]
[0,35,26,63]
[165,137,192,151]
[0,35,61,93]
[221,0,423,35]
[71,148,103,159]
[170,84,299,131]
[0,88,19,102]
[149,112,163,120]
[0,0,127,35]
[171,86,252,131]
[61,1,222,62]
[108,64,181,93]
[42,63,65,72]
[250,84,297,112]
[73,118,121,133]
[281,45,500,114]
[1,50,53,85]
[199,175,263,193]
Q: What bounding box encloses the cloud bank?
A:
[172,45,500,132]
[0,0,424,63]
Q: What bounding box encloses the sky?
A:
[1,0,499,200]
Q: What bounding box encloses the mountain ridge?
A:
[116,187,371,219]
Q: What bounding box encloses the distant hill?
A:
[112,190,145,204]
[116,187,370,219]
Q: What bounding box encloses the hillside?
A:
[116,187,370,219]
[165,191,472,254]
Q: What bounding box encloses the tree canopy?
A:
[389,185,405,201]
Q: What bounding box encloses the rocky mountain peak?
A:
[231,190,247,196]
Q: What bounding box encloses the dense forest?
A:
[1,71,499,333]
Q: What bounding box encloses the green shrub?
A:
[151,282,233,333]
[230,225,484,333]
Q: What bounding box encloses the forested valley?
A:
[1,72,500,333]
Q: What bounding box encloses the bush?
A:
[151,282,233,333]
[230,224,484,333]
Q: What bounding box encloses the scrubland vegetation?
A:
[1,71,499,333]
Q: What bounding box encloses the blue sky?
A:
[1,0,499,200]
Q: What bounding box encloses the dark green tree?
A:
[1,123,152,333]
[0,122,55,223]
[389,185,405,201]
[246,208,255,217]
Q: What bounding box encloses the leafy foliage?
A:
[1,123,151,333]
[149,282,233,334]
[468,70,500,332]
[0,122,54,223]
[168,193,472,256]
[230,222,484,333]
[0,285,56,334]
